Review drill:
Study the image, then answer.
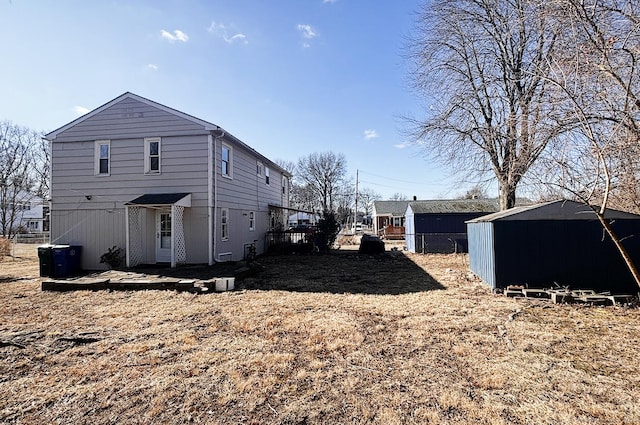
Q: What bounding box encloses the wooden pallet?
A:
[503,285,636,305]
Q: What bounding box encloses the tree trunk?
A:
[594,213,640,293]
[498,182,517,210]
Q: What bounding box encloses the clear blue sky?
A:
[0,0,477,200]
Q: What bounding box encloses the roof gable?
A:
[468,199,640,222]
[44,92,218,141]
[43,92,292,177]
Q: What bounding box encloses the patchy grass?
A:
[1,245,639,424]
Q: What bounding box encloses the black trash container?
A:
[38,245,54,277]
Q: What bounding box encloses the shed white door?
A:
[156,210,172,263]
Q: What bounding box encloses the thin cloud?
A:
[323,0,338,3]
[73,106,90,116]
[146,63,159,71]
[394,142,410,149]
[364,129,379,140]
[161,29,189,43]
[297,24,317,39]
[208,21,248,44]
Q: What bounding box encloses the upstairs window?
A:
[249,211,255,231]
[282,176,288,195]
[221,144,232,178]
[145,138,161,174]
[257,161,264,177]
[265,167,270,185]
[95,140,110,175]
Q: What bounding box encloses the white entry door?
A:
[156,210,172,263]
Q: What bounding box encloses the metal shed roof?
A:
[467,199,640,222]
[408,199,498,214]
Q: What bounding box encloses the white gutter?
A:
[207,134,214,265]
[171,204,176,268]
[212,130,225,263]
[125,205,130,267]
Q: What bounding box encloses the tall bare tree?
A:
[537,0,640,289]
[296,152,348,212]
[407,0,564,210]
[0,121,41,238]
[358,188,381,218]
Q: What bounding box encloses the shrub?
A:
[315,210,341,253]
[100,245,123,269]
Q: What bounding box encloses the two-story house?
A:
[44,92,291,269]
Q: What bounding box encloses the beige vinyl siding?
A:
[50,94,288,266]
[50,209,126,270]
[213,135,288,261]
[53,98,209,142]
[51,130,211,269]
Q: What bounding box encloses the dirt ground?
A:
[1,243,640,424]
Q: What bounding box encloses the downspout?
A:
[207,134,214,265]
[170,204,176,268]
[125,205,130,267]
[212,129,225,262]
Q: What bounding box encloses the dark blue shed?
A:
[405,199,498,253]
[467,200,640,294]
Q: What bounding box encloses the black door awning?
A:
[126,193,192,207]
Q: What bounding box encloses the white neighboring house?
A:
[44,92,291,269]
[0,191,47,235]
[287,212,319,228]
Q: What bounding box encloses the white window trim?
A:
[144,137,161,174]
[265,166,270,185]
[94,140,110,176]
[221,143,233,179]
[256,161,264,177]
[249,211,255,231]
[221,208,229,241]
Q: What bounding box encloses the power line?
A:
[358,169,453,186]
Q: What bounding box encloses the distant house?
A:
[0,192,48,234]
[467,199,640,294]
[287,212,319,228]
[372,200,411,239]
[44,92,291,269]
[405,199,498,253]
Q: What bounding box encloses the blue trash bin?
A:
[52,245,82,278]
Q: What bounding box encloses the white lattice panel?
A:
[174,206,186,264]
[128,206,144,267]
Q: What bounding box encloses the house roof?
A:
[373,201,411,216]
[126,193,192,207]
[44,92,218,140]
[44,92,292,178]
[408,199,499,214]
[467,199,640,222]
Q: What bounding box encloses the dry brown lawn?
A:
[1,244,639,424]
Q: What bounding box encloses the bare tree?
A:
[296,152,348,212]
[388,193,409,201]
[274,159,296,176]
[459,185,489,200]
[407,0,564,210]
[0,121,40,238]
[358,188,381,218]
[537,0,640,289]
